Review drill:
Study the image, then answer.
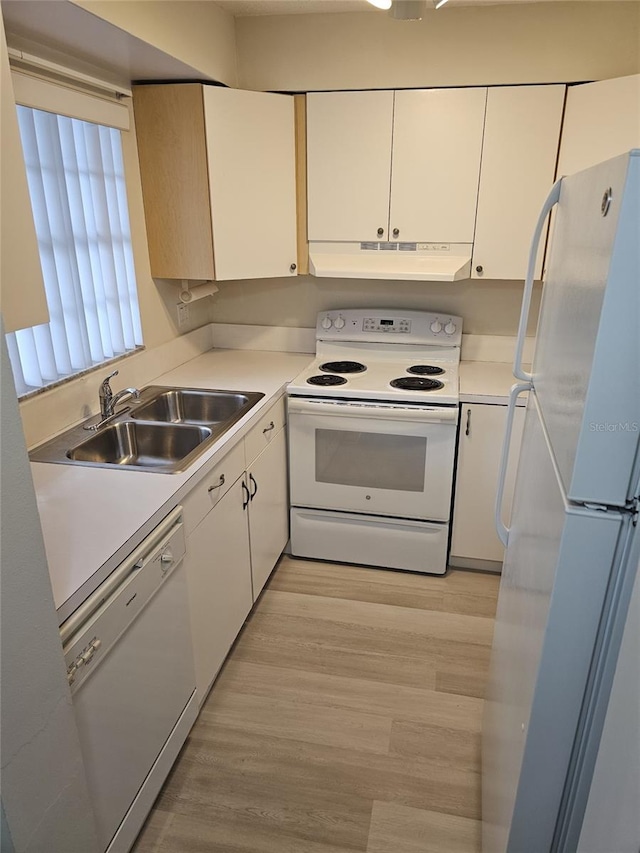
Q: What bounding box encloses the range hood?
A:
[308,241,473,282]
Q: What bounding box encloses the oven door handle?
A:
[287,398,458,424]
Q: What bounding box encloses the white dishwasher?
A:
[61,505,198,853]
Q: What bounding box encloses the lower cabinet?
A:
[183,398,289,704]
[246,425,289,599]
[450,402,525,570]
[185,476,253,704]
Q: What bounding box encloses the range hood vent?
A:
[308,241,473,282]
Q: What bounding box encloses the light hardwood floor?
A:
[132,556,500,853]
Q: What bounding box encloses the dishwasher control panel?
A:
[61,507,186,693]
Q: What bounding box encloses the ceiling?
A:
[214,0,626,15]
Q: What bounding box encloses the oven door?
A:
[287,397,458,522]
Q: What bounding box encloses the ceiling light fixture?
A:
[389,1,427,20]
[434,0,450,7]
[366,0,392,9]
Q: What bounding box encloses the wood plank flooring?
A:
[132,556,500,853]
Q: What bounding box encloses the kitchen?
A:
[1,1,639,852]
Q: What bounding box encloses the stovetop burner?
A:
[406,365,445,376]
[319,360,367,374]
[307,374,348,387]
[390,377,445,392]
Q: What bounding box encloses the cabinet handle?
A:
[262,420,275,435]
[377,227,384,237]
[392,227,399,238]
[242,480,250,510]
[249,473,258,500]
[290,263,297,273]
[207,474,225,493]
[475,265,483,274]
[465,409,471,436]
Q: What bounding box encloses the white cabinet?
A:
[306,88,487,244]
[184,476,253,706]
[306,90,394,243]
[244,397,289,599]
[133,84,297,281]
[183,397,289,703]
[450,402,525,569]
[0,17,48,333]
[246,425,289,598]
[557,74,640,177]
[472,85,566,281]
[390,88,487,244]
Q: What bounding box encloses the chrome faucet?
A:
[99,370,140,419]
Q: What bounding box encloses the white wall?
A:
[235,2,640,92]
[0,325,99,853]
[212,275,543,337]
[74,0,238,86]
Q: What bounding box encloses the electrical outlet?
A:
[177,302,190,328]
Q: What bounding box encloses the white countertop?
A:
[32,348,312,624]
[459,360,528,405]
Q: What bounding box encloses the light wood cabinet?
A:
[132,83,298,281]
[183,396,289,703]
[472,85,565,281]
[450,402,525,570]
[306,88,486,244]
[0,18,48,333]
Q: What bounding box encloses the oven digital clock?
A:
[363,318,411,333]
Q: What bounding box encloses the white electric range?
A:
[287,308,462,575]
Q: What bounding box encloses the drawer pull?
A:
[262,420,275,435]
[208,474,225,493]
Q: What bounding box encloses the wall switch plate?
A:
[177,302,190,328]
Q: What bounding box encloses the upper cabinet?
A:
[472,85,565,281]
[306,90,394,243]
[306,88,487,244]
[1,18,48,333]
[390,88,487,244]
[557,74,640,177]
[132,84,298,282]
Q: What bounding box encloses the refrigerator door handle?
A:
[495,382,531,546]
[513,177,563,382]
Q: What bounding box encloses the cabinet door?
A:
[204,87,298,281]
[1,18,48,332]
[557,74,640,177]
[306,90,394,242]
[185,477,252,704]
[389,88,487,244]
[450,403,525,566]
[247,427,289,600]
[472,85,565,281]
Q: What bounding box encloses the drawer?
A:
[244,396,286,466]
[182,440,246,537]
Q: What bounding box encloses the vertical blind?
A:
[6,106,143,396]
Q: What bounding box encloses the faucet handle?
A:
[100,369,119,391]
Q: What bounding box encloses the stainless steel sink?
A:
[130,388,264,426]
[67,421,213,472]
[29,385,265,473]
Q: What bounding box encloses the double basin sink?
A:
[30,386,265,473]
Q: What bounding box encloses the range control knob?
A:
[334,315,346,330]
[321,316,333,330]
[430,320,442,334]
[444,321,457,336]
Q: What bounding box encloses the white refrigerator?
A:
[482,150,640,853]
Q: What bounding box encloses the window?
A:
[6,105,143,397]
